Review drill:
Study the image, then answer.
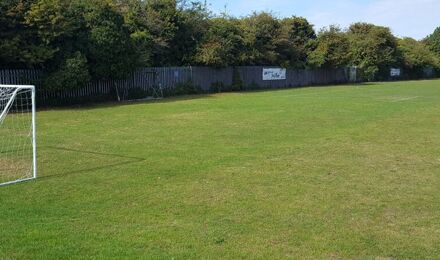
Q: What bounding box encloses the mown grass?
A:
[1,80,440,259]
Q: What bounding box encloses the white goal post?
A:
[0,85,37,186]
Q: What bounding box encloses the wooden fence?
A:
[0,67,350,106]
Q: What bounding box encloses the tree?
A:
[1,0,438,90]
[348,23,399,81]
[25,0,79,45]
[120,0,153,66]
[25,0,89,69]
[24,0,137,88]
[0,0,54,68]
[195,17,244,67]
[144,0,178,66]
[171,1,210,65]
[277,16,316,68]
[426,27,440,57]
[84,1,137,80]
[240,12,281,65]
[398,37,439,78]
[21,0,93,89]
[308,26,350,69]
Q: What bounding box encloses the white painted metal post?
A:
[32,86,37,179]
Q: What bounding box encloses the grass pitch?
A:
[1,80,440,258]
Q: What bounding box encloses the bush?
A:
[43,52,90,90]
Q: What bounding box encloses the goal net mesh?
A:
[0,86,35,185]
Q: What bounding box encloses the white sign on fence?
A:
[263,68,286,81]
[390,68,401,77]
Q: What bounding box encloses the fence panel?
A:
[235,67,348,90]
[0,67,351,106]
[192,67,233,91]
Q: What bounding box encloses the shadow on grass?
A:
[37,79,440,112]
[38,80,412,112]
[39,81,388,112]
[39,146,146,179]
[38,94,218,112]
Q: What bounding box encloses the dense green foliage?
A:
[308,26,350,69]
[398,38,439,78]
[0,0,439,88]
[195,17,244,67]
[347,23,399,81]
[43,52,90,90]
[0,0,55,66]
[2,80,440,258]
[427,27,440,56]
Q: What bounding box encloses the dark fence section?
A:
[192,67,234,91]
[237,67,348,89]
[0,67,350,106]
[0,69,41,86]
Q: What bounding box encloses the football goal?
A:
[0,85,37,186]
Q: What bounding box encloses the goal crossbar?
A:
[0,85,35,89]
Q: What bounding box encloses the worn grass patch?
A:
[1,80,440,258]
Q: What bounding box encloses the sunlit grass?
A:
[1,80,440,258]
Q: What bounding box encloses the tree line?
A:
[1,0,439,90]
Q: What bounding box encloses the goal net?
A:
[0,85,37,186]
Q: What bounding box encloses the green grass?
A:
[0,113,34,183]
[1,80,440,259]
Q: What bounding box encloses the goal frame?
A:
[0,84,37,186]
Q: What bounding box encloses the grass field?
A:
[1,80,440,259]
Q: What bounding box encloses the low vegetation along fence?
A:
[0,67,351,106]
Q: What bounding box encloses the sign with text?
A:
[390,68,401,77]
[263,68,286,81]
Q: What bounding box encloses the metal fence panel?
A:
[0,67,350,106]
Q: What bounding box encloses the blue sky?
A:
[206,0,439,39]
